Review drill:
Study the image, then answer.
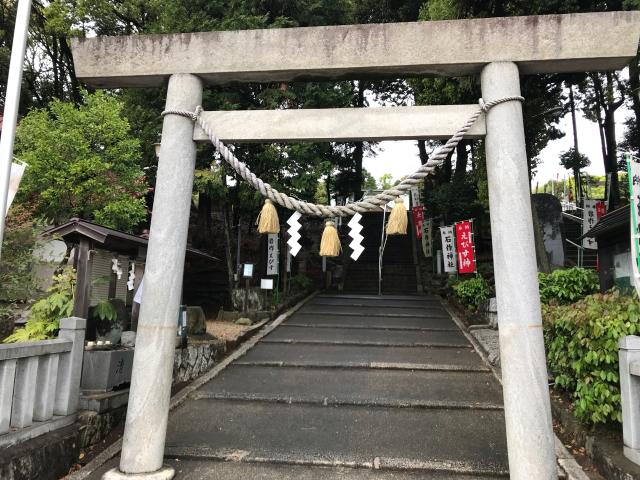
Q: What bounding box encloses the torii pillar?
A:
[69,11,640,480]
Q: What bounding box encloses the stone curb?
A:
[439,298,590,480]
[67,291,319,480]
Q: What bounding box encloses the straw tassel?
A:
[386,197,408,235]
[320,220,341,257]
[256,199,280,234]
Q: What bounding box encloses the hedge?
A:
[543,290,640,424]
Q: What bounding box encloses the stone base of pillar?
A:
[102,466,175,480]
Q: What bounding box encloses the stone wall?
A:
[173,339,226,384]
[0,424,79,480]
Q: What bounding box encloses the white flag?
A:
[4,162,26,217]
[440,226,457,273]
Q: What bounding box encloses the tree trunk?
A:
[443,149,453,183]
[353,142,364,199]
[568,85,582,204]
[453,141,468,183]
[417,140,430,200]
[531,197,551,274]
[222,204,235,294]
[630,51,640,128]
[604,108,620,208]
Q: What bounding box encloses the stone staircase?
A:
[343,213,419,295]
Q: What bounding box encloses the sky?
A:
[364,99,632,188]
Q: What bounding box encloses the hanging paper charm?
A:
[348,213,364,261]
[127,262,136,291]
[286,211,302,257]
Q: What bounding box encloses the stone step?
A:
[298,305,448,317]
[316,294,436,301]
[262,325,471,348]
[195,365,503,409]
[165,400,509,476]
[309,298,440,308]
[167,460,508,480]
[237,343,489,372]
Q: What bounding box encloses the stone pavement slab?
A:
[196,365,504,408]
[165,399,509,475]
[82,294,513,478]
[285,313,457,330]
[298,305,448,317]
[262,325,470,347]
[91,457,507,479]
[309,297,441,308]
[238,343,489,371]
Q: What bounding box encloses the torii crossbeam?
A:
[70,11,640,480]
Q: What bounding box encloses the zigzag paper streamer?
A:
[348,213,364,261]
[286,211,302,257]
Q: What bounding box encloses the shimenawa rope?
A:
[161,96,523,218]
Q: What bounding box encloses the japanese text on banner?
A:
[455,220,476,274]
[412,205,424,239]
[627,154,640,296]
[440,226,457,273]
[267,233,279,275]
[582,200,605,249]
[422,217,433,257]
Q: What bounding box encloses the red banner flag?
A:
[455,220,476,274]
[411,206,424,239]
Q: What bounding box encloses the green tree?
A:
[14,91,147,232]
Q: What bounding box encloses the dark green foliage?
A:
[14,92,147,232]
[452,275,490,311]
[543,290,640,424]
[538,268,599,304]
[4,267,76,343]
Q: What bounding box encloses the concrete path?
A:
[93,294,510,478]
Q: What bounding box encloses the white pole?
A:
[0,0,32,258]
[481,62,556,479]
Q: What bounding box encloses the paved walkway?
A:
[95,294,509,478]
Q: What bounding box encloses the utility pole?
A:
[0,0,32,258]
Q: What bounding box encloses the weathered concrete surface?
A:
[238,343,488,370]
[298,305,448,316]
[85,294,519,478]
[71,12,640,87]
[263,325,470,347]
[196,365,503,408]
[194,105,485,142]
[91,458,507,480]
[0,423,80,480]
[166,400,508,475]
[285,313,456,330]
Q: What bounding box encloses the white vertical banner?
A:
[267,233,279,275]
[627,153,640,296]
[440,226,457,273]
[4,162,26,217]
[582,199,605,249]
[422,217,433,257]
[410,187,421,207]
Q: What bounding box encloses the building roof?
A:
[580,204,629,240]
[44,218,220,263]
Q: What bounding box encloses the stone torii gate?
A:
[70,12,640,480]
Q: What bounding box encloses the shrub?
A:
[4,267,75,343]
[452,275,490,311]
[288,274,313,295]
[543,290,640,424]
[538,267,598,304]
